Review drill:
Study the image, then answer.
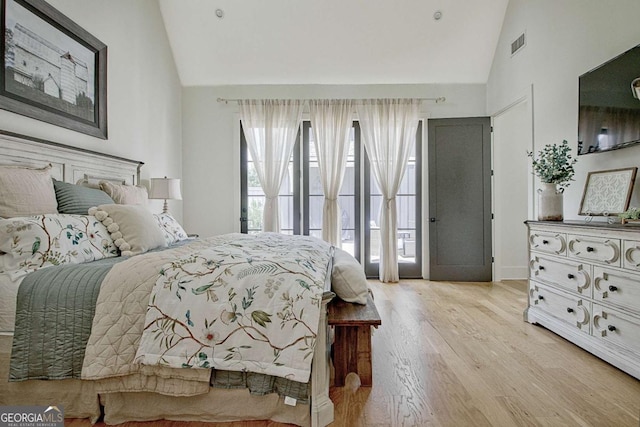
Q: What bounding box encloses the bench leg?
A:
[333,325,373,387]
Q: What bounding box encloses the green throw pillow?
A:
[53,180,114,215]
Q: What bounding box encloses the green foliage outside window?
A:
[248,198,264,231]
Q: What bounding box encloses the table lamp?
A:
[149,176,182,214]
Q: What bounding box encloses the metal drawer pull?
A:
[608,285,618,292]
[539,266,545,271]
[607,325,616,332]
[542,239,549,245]
[586,246,595,252]
[566,307,574,313]
[567,273,575,279]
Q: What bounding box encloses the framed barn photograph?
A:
[0,0,107,139]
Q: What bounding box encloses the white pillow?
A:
[154,213,189,245]
[331,248,369,304]
[89,204,167,256]
[0,214,118,280]
[99,181,148,205]
[0,164,58,218]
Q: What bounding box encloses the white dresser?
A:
[526,220,640,379]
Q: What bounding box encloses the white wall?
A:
[0,0,183,219]
[182,84,487,238]
[493,95,532,280]
[488,0,640,220]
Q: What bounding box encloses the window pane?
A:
[279,163,294,195]
[370,173,381,196]
[308,166,322,195]
[340,163,355,195]
[398,156,417,194]
[309,229,322,240]
[247,196,264,232]
[306,125,357,257]
[369,194,383,228]
[367,140,418,265]
[308,195,323,230]
[397,194,416,264]
[339,195,355,257]
[279,195,294,232]
[339,195,355,230]
[398,229,417,263]
[247,147,294,233]
[396,195,416,229]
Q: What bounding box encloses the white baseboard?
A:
[497,266,528,281]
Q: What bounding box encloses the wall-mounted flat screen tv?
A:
[578,44,640,155]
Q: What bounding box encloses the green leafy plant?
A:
[619,207,640,220]
[528,140,578,188]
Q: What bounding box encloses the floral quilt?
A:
[134,233,332,383]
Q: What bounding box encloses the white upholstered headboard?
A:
[0,130,143,185]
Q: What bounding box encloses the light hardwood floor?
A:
[68,280,640,427]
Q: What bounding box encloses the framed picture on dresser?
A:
[578,167,637,216]
[0,0,107,138]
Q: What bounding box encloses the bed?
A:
[0,130,347,427]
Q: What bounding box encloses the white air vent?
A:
[511,33,526,56]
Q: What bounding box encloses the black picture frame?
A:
[0,0,107,139]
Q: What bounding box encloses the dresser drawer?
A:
[530,282,590,332]
[593,267,640,314]
[593,303,640,355]
[530,255,591,295]
[529,231,567,255]
[568,234,620,266]
[623,240,640,272]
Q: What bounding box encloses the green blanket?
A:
[10,257,120,381]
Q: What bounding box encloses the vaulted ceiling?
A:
[159,0,509,86]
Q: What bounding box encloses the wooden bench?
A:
[328,292,381,387]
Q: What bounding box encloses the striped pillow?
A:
[54,180,114,215]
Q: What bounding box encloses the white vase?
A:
[538,182,564,221]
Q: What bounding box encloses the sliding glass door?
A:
[240,120,421,279]
[240,124,300,234]
[364,121,422,278]
[302,122,360,260]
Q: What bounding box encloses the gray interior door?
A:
[428,117,492,281]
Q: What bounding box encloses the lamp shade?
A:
[149,177,182,200]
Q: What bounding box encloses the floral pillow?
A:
[0,214,118,280]
[153,213,189,245]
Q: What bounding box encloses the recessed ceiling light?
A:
[433,10,442,21]
[215,9,224,19]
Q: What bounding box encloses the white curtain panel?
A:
[357,99,421,282]
[239,100,304,232]
[309,99,354,247]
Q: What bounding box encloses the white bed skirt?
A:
[102,389,309,425]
